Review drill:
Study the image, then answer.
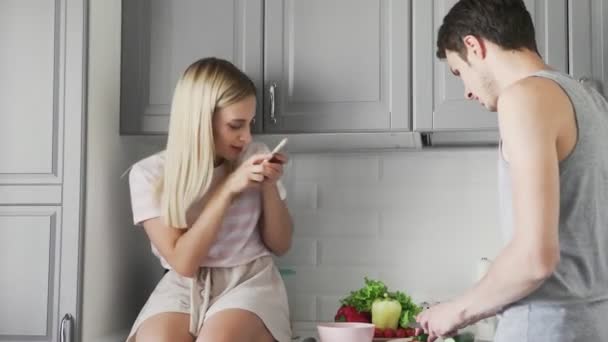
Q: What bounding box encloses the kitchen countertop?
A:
[291,321,494,342]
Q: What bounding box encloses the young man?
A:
[416,1,608,341]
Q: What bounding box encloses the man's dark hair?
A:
[436,0,539,61]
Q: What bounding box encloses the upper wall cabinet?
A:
[412,0,568,132]
[568,0,608,97]
[120,0,410,135]
[121,0,601,139]
[263,0,410,133]
[120,0,264,134]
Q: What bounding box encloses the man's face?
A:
[445,47,499,112]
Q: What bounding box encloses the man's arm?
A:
[457,79,563,322]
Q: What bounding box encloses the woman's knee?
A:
[196,309,274,342]
[134,312,193,342]
[197,330,272,342]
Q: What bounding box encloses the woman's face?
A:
[212,95,256,163]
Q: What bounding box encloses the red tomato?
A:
[374,328,384,338]
[383,328,396,338]
[396,328,407,338]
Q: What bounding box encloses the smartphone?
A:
[268,137,288,163]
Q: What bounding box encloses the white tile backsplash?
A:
[279,238,318,266]
[284,267,381,295]
[289,182,318,209]
[289,295,317,321]
[294,154,381,183]
[319,239,414,267]
[293,209,380,238]
[317,296,346,322]
[278,148,503,324]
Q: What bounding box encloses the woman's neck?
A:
[214,157,224,168]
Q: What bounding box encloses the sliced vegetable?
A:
[413,333,429,341]
[443,332,475,342]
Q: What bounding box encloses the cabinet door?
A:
[0,0,85,341]
[0,0,60,186]
[120,0,263,134]
[0,207,60,340]
[264,0,410,133]
[569,0,608,96]
[413,0,568,132]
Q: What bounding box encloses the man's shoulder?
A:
[497,74,573,158]
[500,76,565,109]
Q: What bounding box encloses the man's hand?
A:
[416,301,467,341]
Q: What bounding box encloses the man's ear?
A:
[463,35,487,61]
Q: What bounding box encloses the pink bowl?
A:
[317,322,375,342]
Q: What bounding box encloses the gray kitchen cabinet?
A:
[120,0,264,134]
[0,207,61,338]
[569,0,608,97]
[413,0,568,132]
[263,0,410,133]
[121,0,411,135]
[0,0,86,341]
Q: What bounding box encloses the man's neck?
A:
[491,49,549,95]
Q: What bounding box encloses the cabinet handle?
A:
[578,77,591,84]
[60,313,73,342]
[269,82,278,124]
[579,77,604,94]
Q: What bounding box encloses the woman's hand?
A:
[223,154,270,196]
[261,153,288,185]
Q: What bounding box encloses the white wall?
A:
[277,149,502,337]
[82,1,165,341]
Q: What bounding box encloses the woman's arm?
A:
[143,154,269,278]
[258,154,293,256]
[259,183,293,255]
[143,182,234,278]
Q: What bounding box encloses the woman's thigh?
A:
[135,312,193,342]
[196,309,274,342]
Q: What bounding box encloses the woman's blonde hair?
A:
[158,57,256,228]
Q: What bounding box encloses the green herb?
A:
[339,277,388,312]
[391,290,422,326]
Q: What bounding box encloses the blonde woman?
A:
[126,57,293,342]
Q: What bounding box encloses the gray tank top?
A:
[499,70,608,305]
